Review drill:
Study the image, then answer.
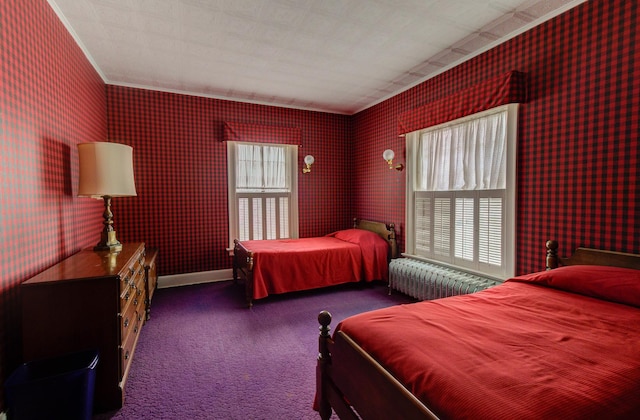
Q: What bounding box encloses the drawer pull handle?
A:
[134,326,139,333]
[124,318,129,328]
[134,298,139,306]
[125,350,130,360]
[124,291,130,301]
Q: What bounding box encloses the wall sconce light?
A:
[303,155,315,173]
[383,149,404,171]
[78,142,137,253]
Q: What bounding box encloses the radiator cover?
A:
[389,258,501,300]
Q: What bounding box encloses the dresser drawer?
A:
[133,287,146,330]
[120,284,135,311]
[120,310,142,379]
[120,286,144,344]
[120,292,138,341]
[120,273,144,311]
[120,288,145,375]
[122,251,145,288]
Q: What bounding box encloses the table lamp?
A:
[78,142,137,252]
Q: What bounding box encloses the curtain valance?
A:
[223,121,302,146]
[398,71,527,136]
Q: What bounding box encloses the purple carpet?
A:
[95,280,414,419]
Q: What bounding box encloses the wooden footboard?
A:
[233,239,255,307]
[317,311,439,420]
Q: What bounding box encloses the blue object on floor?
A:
[4,349,99,420]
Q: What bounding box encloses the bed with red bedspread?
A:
[233,219,397,307]
[316,241,640,419]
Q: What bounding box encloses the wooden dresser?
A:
[20,242,156,411]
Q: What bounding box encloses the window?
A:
[227,142,299,248]
[405,104,517,279]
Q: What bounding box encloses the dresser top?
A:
[22,242,145,285]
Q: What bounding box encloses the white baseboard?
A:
[158,269,233,289]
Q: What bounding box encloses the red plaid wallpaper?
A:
[1,0,639,406]
[354,0,639,274]
[1,0,107,402]
[106,86,352,276]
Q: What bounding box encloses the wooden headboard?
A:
[546,240,640,270]
[353,218,398,259]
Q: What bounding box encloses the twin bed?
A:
[232,218,397,307]
[316,240,640,419]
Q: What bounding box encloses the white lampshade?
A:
[383,149,395,161]
[78,142,137,198]
[304,155,315,165]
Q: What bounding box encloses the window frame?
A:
[405,103,518,279]
[227,141,299,249]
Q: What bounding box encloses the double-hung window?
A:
[405,104,518,279]
[227,141,299,247]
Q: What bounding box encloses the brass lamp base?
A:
[94,195,123,253]
[94,230,123,253]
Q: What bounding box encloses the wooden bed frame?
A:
[232,218,398,307]
[316,240,640,420]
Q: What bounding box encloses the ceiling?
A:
[49,0,585,115]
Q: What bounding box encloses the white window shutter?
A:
[479,196,503,266]
[454,197,474,262]
[433,197,451,258]
[415,195,431,255]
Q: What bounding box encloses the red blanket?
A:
[242,229,389,300]
[337,276,640,418]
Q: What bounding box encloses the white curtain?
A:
[236,143,286,190]
[417,110,507,191]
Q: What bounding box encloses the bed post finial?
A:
[317,311,333,420]
[546,240,558,270]
[318,311,332,354]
